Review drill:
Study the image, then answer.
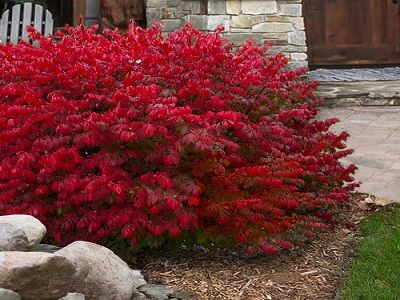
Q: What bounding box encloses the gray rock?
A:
[0,251,75,300]
[0,223,29,251]
[241,0,277,15]
[170,289,195,299]
[34,244,62,253]
[130,289,150,300]
[132,270,147,289]
[288,30,306,46]
[56,241,146,300]
[58,293,85,300]
[137,284,174,300]
[0,215,46,249]
[0,288,22,300]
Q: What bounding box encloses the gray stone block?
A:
[147,0,166,8]
[279,3,302,17]
[224,33,263,46]
[208,0,226,14]
[262,31,287,38]
[267,39,289,46]
[241,0,278,15]
[230,27,252,33]
[252,22,294,33]
[283,45,307,52]
[265,16,305,30]
[162,19,184,32]
[166,0,181,7]
[288,30,306,45]
[146,8,162,26]
[287,60,308,69]
[230,15,264,28]
[184,15,207,30]
[188,0,201,14]
[290,52,307,61]
[207,15,230,31]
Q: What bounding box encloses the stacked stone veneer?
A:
[84,0,308,67]
[147,0,307,67]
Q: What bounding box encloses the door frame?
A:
[73,0,86,26]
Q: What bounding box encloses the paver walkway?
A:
[318,106,400,202]
[316,81,400,106]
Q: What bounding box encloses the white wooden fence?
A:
[0,3,53,44]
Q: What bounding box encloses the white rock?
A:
[58,293,85,300]
[0,223,29,251]
[291,52,308,61]
[0,215,46,249]
[241,0,277,15]
[0,251,75,300]
[0,288,22,300]
[56,241,147,300]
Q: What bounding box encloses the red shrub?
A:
[0,24,357,254]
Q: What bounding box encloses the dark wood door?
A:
[304,0,400,67]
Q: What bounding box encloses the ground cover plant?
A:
[0,23,357,255]
[341,204,400,300]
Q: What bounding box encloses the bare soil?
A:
[134,193,374,300]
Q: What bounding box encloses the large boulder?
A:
[56,241,147,300]
[0,251,76,300]
[0,215,46,249]
[0,223,29,251]
[0,288,22,300]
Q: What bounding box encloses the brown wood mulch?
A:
[134,193,386,300]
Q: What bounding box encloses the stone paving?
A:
[308,67,400,82]
[316,81,400,106]
[317,106,400,202]
[307,68,400,106]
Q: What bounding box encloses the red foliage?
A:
[0,24,357,254]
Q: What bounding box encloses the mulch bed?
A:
[133,193,378,300]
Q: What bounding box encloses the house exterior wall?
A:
[84,0,307,67]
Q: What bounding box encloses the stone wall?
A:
[84,0,308,67]
[148,0,307,67]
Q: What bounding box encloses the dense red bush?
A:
[0,23,357,254]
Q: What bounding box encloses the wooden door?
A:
[304,0,400,66]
